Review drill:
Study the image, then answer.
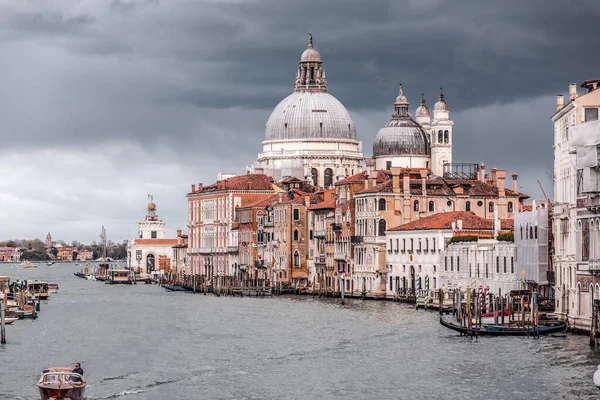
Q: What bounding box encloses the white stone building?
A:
[552,79,600,331]
[514,201,552,297]
[127,198,178,276]
[385,211,514,301]
[440,239,520,295]
[254,35,364,186]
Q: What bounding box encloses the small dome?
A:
[147,202,156,211]
[301,47,321,62]
[434,89,449,112]
[373,119,430,157]
[416,97,431,118]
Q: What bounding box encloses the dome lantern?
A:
[295,34,327,93]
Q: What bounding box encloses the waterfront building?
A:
[385,211,514,302]
[353,166,527,298]
[0,247,21,262]
[272,189,323,288]
[172,230,189,276]
[333,172,369,295]
[126,198,179,276]
[372,85,452,177]
[514,201,553,297]
[253,35,364,185]
[57,247,74,261]
[552,79,600,331]
[187,173,276,284]
[237,193,279,286]
[76,249,93,261]
[307,191,335,292]
[440,239,520,296]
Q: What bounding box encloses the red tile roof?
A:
[335,171,368,184]
[309,198,336,210]
[191,174,273,194]
[388,211,513,232]
[241,194,280,209]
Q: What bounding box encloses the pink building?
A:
[0,247,21,262]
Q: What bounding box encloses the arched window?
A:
[508,201,513,213]
[293,229,299,241]
[465,201,471,212]
[293,251,299,267]
[438,130,443,143]
[324,168,333,187]
[378,219,387,236]
[378,198,386,211]
[311,168,318,186]
[489,202,494,213]
[414,200,419,212]
[429,201,434,212]
[146,254,155,274]
[444,130,449,144]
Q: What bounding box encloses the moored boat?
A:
[28,281,50,300]
[3,317,18,325]
[37,368,86,400]
[439,316,567,336]
[48,283,59,293]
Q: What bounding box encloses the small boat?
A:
[74,263,81,267]
[48,283,59,293]
[2,317,18,325]
[23,262,37,269]
[38,367,86,400]
[28,281,51,300]
[105,269,133,285]
[163,285,190,292]
[46,261,55,266]
[439,316,568,337]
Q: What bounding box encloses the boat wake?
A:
[98,372,139,383]
[90,379,177,399]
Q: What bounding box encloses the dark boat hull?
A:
[440,317,567,336]
[38,385,85,400]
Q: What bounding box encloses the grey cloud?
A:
[0,0,595,241]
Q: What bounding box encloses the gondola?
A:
[439,316,567,337]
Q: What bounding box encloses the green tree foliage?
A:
[497,232,515,242]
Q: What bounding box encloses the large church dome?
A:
[373,85,430,157]
[263,34,357,142]
[264,92,356,141]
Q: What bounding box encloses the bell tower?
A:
[430,88,453,177]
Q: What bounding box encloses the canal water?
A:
[1,262,600,399]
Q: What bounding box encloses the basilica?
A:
[253,35,454,182]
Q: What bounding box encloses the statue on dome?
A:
[308,33,313,47]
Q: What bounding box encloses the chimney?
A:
[569,83,577,101]
[305,195,311,207]
[456,218,463,230]
[480,163,486,182]
[556,94,565,111]
[191,184,196,192]
[366,159,376,187]
[177,229,182,238]
[198,183,203,191]
[391,167,402,193]
[420,169,427,196]
[491,168,497,186]
[497,170,506,197]
[512,173,518,192]
[364,173,370,190]
[402,171,410,195]
[247,169,251,176]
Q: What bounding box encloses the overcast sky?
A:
[1,0,599,243]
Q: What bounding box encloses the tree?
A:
[72,251,79,261]
[50,248,58,257]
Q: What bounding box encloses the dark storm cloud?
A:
[0,0,597,241]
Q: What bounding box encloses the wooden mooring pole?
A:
[1,293,6,344]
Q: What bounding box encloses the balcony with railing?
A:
[314,230,326,238]
[588,259,600,273]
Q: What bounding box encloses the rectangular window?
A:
[386,161,392,170]
[293,208,300,221]
[457,256,460,272]
[585,107,599,122]
[389,277,393,291]
[450,256,453,271]
[151,231,157,239]
[432,238,436,252]
[503,257,507,273]
[511,257,514,273]
[445,256,448,271]
[496,256,499,273]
